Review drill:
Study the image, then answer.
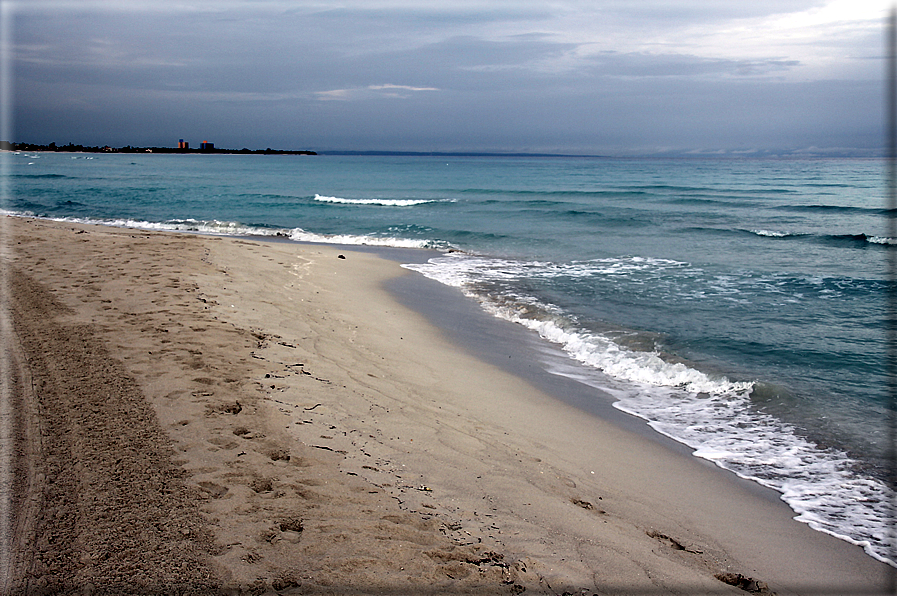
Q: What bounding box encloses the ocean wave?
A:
[742,228,894,247]
[147,219,289,236]
[826,233,894,247]
[289,228,446,249]
[749,229,795,238]
[409,252,878,310]
[403,251,896,566]
[404,253,745,395]
[612,386,895,567]
[4,212,451,250]
[313,194,448,207]
[669,196,756,208]
[458,188,649,198]
[776,203,889,215]
[511,308,750,394]
[866,235,897,245]
[9,173,70,179]
[5,213,292,238]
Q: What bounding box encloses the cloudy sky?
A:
[6,0,891,155]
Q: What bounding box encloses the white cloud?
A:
[522,0,889,83]
[315,84,439,101]
[368,84,439,92]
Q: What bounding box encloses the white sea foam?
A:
[289,227,437,249]
[5,212,446,250]
[128,218,286,237]
[612,386,895,566]
[405,253,749,396]
[512,313,751,394]
[750,229,791,237]
[404,251,897,566]
[314,194,446,207]
[34,215,289,238]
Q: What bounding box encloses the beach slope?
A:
[1,217,891,595]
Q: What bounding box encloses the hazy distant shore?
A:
[2,141,316,155]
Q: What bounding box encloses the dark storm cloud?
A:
[8,1,888,155]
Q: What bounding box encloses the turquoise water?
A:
[4,151,893,564]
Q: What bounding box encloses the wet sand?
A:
[1,217,892,595]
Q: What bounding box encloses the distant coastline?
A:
[2,142,583,158]
[2,142,881,159]
[0,141,316,155]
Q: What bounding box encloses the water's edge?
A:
[368,245,787,507]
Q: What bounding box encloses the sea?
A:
[3,150,895,565]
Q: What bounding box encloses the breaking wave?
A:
[313,194,449,207]
[403,251,896,567]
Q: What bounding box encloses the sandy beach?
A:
[0,216,892,595]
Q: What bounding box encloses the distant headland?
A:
[0,140,316,155]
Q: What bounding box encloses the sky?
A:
[4,0,892,155]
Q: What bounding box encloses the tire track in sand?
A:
[2,268,219,594]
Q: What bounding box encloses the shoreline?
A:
[2,217,892,594]
[383,269,703,452]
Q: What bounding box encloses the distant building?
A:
[178,139,189,150]
[200,141,214,151]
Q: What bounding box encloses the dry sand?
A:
[0,216,892,595]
